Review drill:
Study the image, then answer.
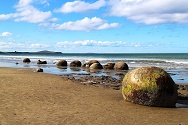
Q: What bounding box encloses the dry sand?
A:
[0,67,188,125]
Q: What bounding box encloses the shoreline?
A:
[0,67,188,124]
[1,53,188,85]
[2,61,188,85]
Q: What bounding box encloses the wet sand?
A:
[0,67,188,125]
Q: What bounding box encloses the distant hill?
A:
[36,50,62,54]
[37,50,60,53]
[0,50,62,55]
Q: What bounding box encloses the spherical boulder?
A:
[114,61,128,70]
[70,60,82,67]
[122,66,178,107]
[104,62,115,69]
[23,58,31,63]
[90,63,103,69]
[56,60,67,67]
[87,60,100,67]
[82,60,100,68]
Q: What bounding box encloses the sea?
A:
[0,52,188,84]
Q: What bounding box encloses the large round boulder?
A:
[122,66,178,107]
[23,58,31,63]
[82,60,100,68]
[70,60,82,67]
[114,61,128,70]
[56,60,67,67]
[90,63,103,69]
[104,62,115,69]
[87,60,100,67]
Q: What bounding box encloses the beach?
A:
[0,67,188,125]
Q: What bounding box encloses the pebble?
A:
[62,74,123,90]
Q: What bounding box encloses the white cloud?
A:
[0,41,6,45]
[39,18,58,26]
[14,5,52,23]
[0,42,15,49]
[55,0,106,13]
[30,43,49,48]
[0,32,12,37]
[51,17,119,31]
[0,42,11,49]
[16,0,49,7]
[0,0,52,23]
[0,41,50,50]
[108,0,188,24]
[37,0,50,6]
[0,39,173,52]
[56,40,143,47]
[17,0,33,7]
[0,14,13,21]
[97,23,119,30]
[14,0,52,23]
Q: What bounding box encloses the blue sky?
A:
[0,0,188,53]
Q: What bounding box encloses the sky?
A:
[0,0,188,53]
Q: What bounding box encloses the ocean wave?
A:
[1,53,188,70]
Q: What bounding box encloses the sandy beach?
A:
[0,67,188,125]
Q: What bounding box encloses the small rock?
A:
[36,68,43,72]
[37,60,47,64]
